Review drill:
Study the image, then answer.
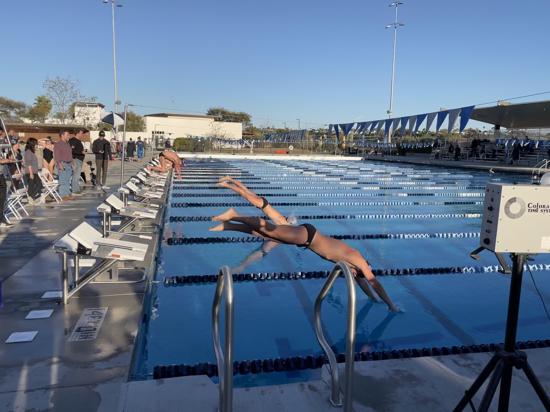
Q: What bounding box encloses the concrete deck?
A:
[0,155,163,412]
[120,348,550,412]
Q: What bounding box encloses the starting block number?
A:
[68,307,108,342]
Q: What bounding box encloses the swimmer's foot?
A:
[212,208,237,222]
[209,223,225,232]
[218,176,234,184]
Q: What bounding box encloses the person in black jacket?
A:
[126,138,136,161]
[92,131,111,189]
[69,129,86,194]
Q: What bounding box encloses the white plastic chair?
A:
[39,170,62,203]
[5,188,29,220]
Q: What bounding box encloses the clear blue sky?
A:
[2,0,549,128]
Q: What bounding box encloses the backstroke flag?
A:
[400,117,408,136]
[384,119,393,136]
[447,108,461,133]
[459,105,476,132]
[370,121,379,133]
[356,122,369,134]
[339,123,355,136]
[436,110,449,132]
[408,115,417,134]
[392,118,400,135]
[414,113,427,133]
[425,112,437,131]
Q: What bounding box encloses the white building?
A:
[73,102,105,128]
[143,113,242,144]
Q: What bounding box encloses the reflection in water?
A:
[231,240,280,274]
[325,296,398,353]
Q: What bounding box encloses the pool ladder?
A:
[211,262,356,412]
[212,266,234,412]
[314,261,357,412]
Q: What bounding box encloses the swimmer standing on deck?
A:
[213,176,399,312]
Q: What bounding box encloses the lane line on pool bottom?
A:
[170,200,484,208]
[162,263,550,286]
[165,232,480,245]
[168,213,482,222]
[151,339,550,379]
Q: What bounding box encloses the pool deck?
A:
[0,156,163,412]
[120,348,550,411]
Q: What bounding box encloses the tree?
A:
[27,95,52,123]
[125,111,145,132]
[0,96,27,120]
[43,76,82,124]
[207,107,251,124]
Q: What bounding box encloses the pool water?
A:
[132,158,550,386]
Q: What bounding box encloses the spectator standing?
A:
[54,130,74,200]
[23,138,44,204]
[8,130,19,146]
[454,145,461,161]
[512,142,521,165]
[136,136,144,159]
[126,138,136,161]
[69,129,86,194]
[92,130,111,189]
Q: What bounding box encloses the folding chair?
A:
[5,188,29,220]
[38,170,62,203]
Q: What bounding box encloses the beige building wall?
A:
[144,114,242,142]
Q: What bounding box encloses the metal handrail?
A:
[314,261,357,411]
[212,265,234,412]
[532,159,549,184]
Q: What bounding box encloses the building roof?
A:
[144,113,216,119]
[471,100,550,129]
[74,101,105,108]
[5,122,90,134]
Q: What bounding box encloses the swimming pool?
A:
[131,158,550,387]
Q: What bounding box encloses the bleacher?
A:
[360,138,550,166]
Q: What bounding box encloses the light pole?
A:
[103,0,122,114]
[385,1,404,144]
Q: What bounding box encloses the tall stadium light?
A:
[385,1,404,144]
[103,0,123,114]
